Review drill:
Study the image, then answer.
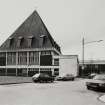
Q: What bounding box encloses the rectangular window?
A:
[0,52,6,66]
[0,69,6,76]
[8,37,14,47]
[29,52,39,65]
[17,39,21,47]
[27,36,34,47]
[18,52,27,65]
[17,37,23,47]
[40,35,47,47]
[41,51,51,55]
[40,68,52,76]
[28,68,39,77]
[54,69,59,76]
[40,55,52,66]
[7,68,16,76]
[28,38,32,47]
[7,52,16,65]
[54,59,59,66]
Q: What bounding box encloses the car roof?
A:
[32,73,49,77]
[93,74,105,79]
[32,73,40,78]
[95,74,105,76]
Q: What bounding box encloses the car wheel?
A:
[44,80,47,83]
[51,80,53,82]
[39,80,42,83]
[71,78,74,81]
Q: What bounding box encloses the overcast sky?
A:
[0,0,105,60]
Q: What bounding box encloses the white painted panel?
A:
[59,56,78,76]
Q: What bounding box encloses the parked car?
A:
[55,76,63,81]
[56,74,75,81]
[88,73,97,79]
[32,73,54,83]
[86,74,105,92]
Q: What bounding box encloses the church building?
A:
[0,10,61,77]
[0,10,79,77]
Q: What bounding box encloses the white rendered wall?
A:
[59,56,78,77]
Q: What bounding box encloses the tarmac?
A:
[0,76,105,103]
[0,76,32,85]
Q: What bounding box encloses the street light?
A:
[82,37,103,71]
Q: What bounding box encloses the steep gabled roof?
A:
[0,10,61,53]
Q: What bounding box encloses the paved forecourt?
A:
[0,80,104,105]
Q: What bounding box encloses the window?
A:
[27,36,34,47]
[0,69,6,76]
[29,52,39,65]
[29,68,39,71]
[54,69,59,76]
[40,51,52,66]
[0,52,6,66]
[7,52,16,65]
[8,37,14,47]
[40,68,52,76]
[17,36,23,47]
[54,59,59,66]
[40,35,47,47]
[7,69,16,76]
[40,55,52,66]
[28,68,39,77]
[41,51,51,55]
[18,52,27,65]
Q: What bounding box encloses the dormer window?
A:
[40,35,47,47]
[18,36,23,39]
[27,35,34,47]
[17,36,23,47]
[8,37,14,47]
[40,35,46,38]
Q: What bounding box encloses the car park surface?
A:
[0,79,104,105]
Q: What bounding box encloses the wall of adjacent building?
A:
[59,55,79,77]
[79,60,105,76]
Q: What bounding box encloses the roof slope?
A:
[0,10,61,52]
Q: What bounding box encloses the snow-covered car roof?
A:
[32,73,40,78]
[32,73,50,78]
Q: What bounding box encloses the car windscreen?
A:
[39,74,50,78]
[93,75,105,80]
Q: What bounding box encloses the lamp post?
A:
[82,37,103,75]
[82,38,85,70]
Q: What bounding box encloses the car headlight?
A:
[99,83,105,87]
